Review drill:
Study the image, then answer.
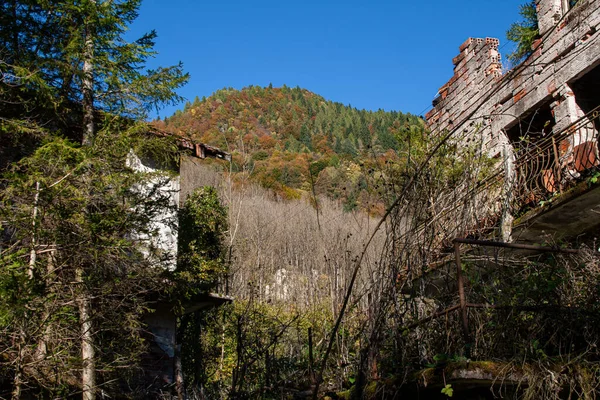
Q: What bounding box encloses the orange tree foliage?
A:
[155,85,426,213]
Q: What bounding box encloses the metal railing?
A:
[510,105,600,209]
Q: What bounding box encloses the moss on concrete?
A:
[513,179,598,228]
[412,360,523,388]
[331,380,380,400]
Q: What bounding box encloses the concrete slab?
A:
[512,182,600,245]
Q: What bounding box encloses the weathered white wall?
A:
[127,151,180,271]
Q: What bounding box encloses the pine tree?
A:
[506,1,539,66]
[0,0,188,145]
[0,132,182,398]
[1,1,190,399]
[299,123,312,150]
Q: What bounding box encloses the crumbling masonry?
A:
[398,3,600,395]
[426,0,600,240]
[427,0,599,147]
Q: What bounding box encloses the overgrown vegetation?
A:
[506,1,539,66]
[0,129,181,398]
[0,0,191,398]
[176,186,229,297]
[2,0,598,399]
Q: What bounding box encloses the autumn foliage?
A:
[155,85,426,213]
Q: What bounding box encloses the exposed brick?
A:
[573,141,599,171]
[485,37,500,48]
[459,38,473,52]
[558,20,567,31]
[425,109,437,120]
[559,138,571,154]
[425,0,599,159]
[452,52,465,65]
[513,88,527,104]
[547,80,557,95]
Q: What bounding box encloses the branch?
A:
[312,127,458,398]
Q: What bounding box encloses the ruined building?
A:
[426,0,600,242]
[129,135,232,390]
[398,0,600,396]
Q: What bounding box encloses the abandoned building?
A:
[401,0,600,397]
[426,0,600,242]
[130,134,232,390]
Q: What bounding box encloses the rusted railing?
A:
[421,105,600,244]
[511,105,600,208]
[403,239,593,354]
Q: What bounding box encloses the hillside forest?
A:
[2,1,600,400]
[155,85,427,216]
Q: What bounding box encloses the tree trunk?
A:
[81,1,95,146]
[35,249,56,362]
[80,5,96,395]
[11,337,25,400]
[13,181,42,399]
[77,268,96,400]
[28,181,40,279]
[174,315,187,400]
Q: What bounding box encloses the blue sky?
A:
[129,0,526,119]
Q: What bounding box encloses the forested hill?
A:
[155,85,426,213]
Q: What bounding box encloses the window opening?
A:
[504,101,558,204]
[569,63,600,173]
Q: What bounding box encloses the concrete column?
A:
[501,143,515,242]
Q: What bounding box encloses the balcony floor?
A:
[512,182,600,246]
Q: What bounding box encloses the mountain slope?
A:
[154,85,426,213]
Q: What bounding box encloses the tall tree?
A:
[175,187,228,395]
[1,1,189,399]
[0,0,189,145]
[0,131,182,398]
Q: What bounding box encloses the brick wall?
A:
[425,0,600,158]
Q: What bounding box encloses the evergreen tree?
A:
[0,1,190,399]
[176,187,228,394]
[299,123,312,150]
[0,0,188,145]
[0,131,182,399]
[506,1,539,66]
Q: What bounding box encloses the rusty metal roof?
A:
[150,127,231,162]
